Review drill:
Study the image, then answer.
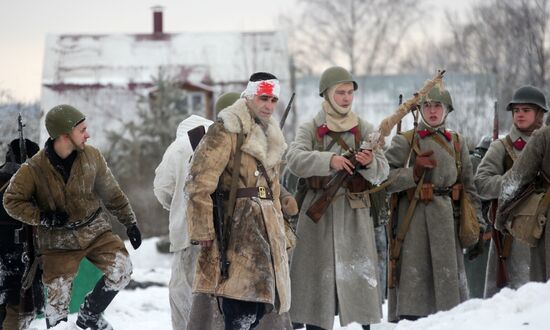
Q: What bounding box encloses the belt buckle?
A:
[258,186,267,199]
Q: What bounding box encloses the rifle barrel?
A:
[279,92,296,129]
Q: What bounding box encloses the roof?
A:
[42,31,290,89]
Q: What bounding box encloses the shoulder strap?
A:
[502,135,518,163]
[328,131,353,152]
[452,132,462,183]
[400,129,421,166]
[225,118,244,221]
[255,159,273,189]
[431,133,455,158]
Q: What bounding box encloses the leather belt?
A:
[65,207,102,230]
[224,187,273,200]
[433,187,452,196]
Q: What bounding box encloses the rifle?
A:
[18,113,27,163]
[279,92,296,129]
[489,101,509,288]
[387,94,404,290]
[14,114,42,314]
[305,153,359,222]
[187,124,231,280]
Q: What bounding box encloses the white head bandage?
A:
[241,79,280,98]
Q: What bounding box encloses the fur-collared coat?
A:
[185,98,290,313]
[3,145,136,252]
[385,123,481,321]
[286,110,388,329]
[498,124,550,283]
[474,125,531,297]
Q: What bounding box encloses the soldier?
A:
[463,135,492,299]
[470,136,492,172]
[286,66,388,330]
[498,88,550,285]
[154,92,239,330]
[475,86,546,297]
[185,72,290,330]
[0,138,42,329]
[3,105,142,329]
[384,86,482,321]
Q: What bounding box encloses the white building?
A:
[40,7,290,148]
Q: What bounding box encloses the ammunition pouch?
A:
[345,174,371,193]
[306,174,370,194]
[419,183,433,202]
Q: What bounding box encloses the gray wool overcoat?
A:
[384,123,482,321]
[498,124,550,284]
[474,125,532,297]
[286,110,388,329]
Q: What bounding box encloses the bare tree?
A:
[284,0,424,75]
[401,0,550,130]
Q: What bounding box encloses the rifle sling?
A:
[390,172,426,261]
[328,131,353,152]
[224,117,245,232]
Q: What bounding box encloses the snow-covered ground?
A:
[31,237,550,330]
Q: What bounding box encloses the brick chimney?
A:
[152,6,163,35]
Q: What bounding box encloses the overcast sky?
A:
[0,0,474,102]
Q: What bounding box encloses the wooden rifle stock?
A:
[306,156,359,222]
[489,101,509,288]
[490,200,509,288]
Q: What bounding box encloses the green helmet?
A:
[215,92,240,114]
[45,104,86,139]
[506,85,548,112]
[318,66,358,97]
[420,85,454,112]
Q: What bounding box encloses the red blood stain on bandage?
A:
[257,81,274,96]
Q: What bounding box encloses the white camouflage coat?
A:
[286,110,388,329]
[153,115,213,252]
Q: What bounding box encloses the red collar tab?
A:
[513,137,527,151]
[317,124,330,138]
[317,124,358,138]
[418,129,452,142]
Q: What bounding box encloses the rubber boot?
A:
[76,276,118,330]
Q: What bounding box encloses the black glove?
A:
[126,224,142,250]
[40,211,69,228]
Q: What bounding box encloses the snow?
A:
[30,237,550,330]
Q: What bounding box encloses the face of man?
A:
[248,94,278,123]
[332,82,355,108]
[68,120,90,151]
[512,103,539,129]
[421,101,445,127]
